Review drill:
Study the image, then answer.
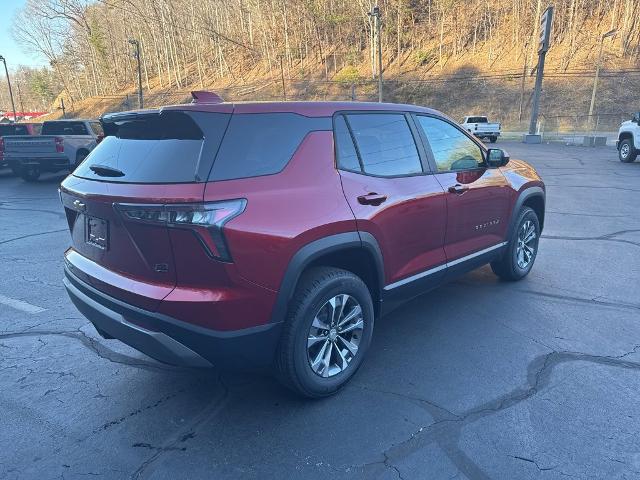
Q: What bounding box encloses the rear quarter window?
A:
[209,113,331,181]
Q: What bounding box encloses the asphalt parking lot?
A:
[1,141,639,480]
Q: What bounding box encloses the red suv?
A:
[61,97,545,397]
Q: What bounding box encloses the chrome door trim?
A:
[383,242,508,291]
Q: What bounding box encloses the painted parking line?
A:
[0,294,46,314]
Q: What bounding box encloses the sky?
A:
[0,0,47,69]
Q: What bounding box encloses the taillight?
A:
[55,137,64,153]
[114,199,246,262]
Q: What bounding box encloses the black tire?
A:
[275,267,374,398]
[618,139,637,163]
[489,136,497,143]
[491,207,540,281]
[20,166,41,182]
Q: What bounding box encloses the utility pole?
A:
[0,55,17,123]
[279,55,286,100]
[369,6,383,102]
[588,29,617,117]
[526,6,553,142]
[128,39,143,109]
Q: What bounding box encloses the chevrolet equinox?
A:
[61,95,545,397]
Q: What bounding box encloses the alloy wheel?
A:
[516,219,537,269]
[621,143,630,158]
[307,294,364,378]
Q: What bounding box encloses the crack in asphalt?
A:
[129,374,230,480]
[542,184,640,193]
[356,348,640,479]
[516,289,640,312]
[0,205,66,219]
[0,228,68,246]
[93,390,187,434]
[0,328,179,372]
[541,228,640,248]
[546,210,635,218]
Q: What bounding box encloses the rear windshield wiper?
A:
[89,165,125,177]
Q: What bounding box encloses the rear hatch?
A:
[60,107,232,311]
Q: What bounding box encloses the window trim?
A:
[332,110,432,179]
[412,113,488,174]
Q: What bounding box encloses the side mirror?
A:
[487,148,509,168]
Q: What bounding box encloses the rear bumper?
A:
[8,156,71,171]
[64,267,283,370]
[474,132,500,137]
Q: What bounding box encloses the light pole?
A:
[368,6,383,103]
[588,29,617,117]
[0,55,17,123]
[128,39,143,109]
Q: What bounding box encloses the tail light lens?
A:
[55,137,64,153]
[114,199,246,262]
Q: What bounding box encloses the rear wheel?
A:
[275,267,374,398]
[618,139,637,163]
[491,207,540,281]
[20,166,41,182]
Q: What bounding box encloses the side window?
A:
[416,116,484,172]
[346,113,422,177]
[334,115,361,172]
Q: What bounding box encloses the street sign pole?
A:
[525,6,553,143]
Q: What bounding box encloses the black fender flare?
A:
[507,186,545,239]
[269,231,385,324]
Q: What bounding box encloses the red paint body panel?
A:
[339,171,447,285]
[434,168,512,261]
[205,131,357,290]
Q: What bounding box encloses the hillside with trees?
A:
[2,0,640,127]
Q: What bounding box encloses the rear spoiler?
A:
[191,91,224,104]
[101,109,161,124]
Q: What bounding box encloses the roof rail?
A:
[191,91,224,104]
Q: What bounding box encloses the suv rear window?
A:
[74,111,230,183]
[209,113,331,181]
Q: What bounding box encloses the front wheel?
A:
[618,139,637,163]
[275,267,374,398]
[491,207,540,281]
[489,136,498,143]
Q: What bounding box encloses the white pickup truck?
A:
[3,119,103,181]
[617,112,640,163]
[460,116,501,143]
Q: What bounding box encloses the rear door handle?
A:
[448,184,469,194]
[357,193,387,206]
